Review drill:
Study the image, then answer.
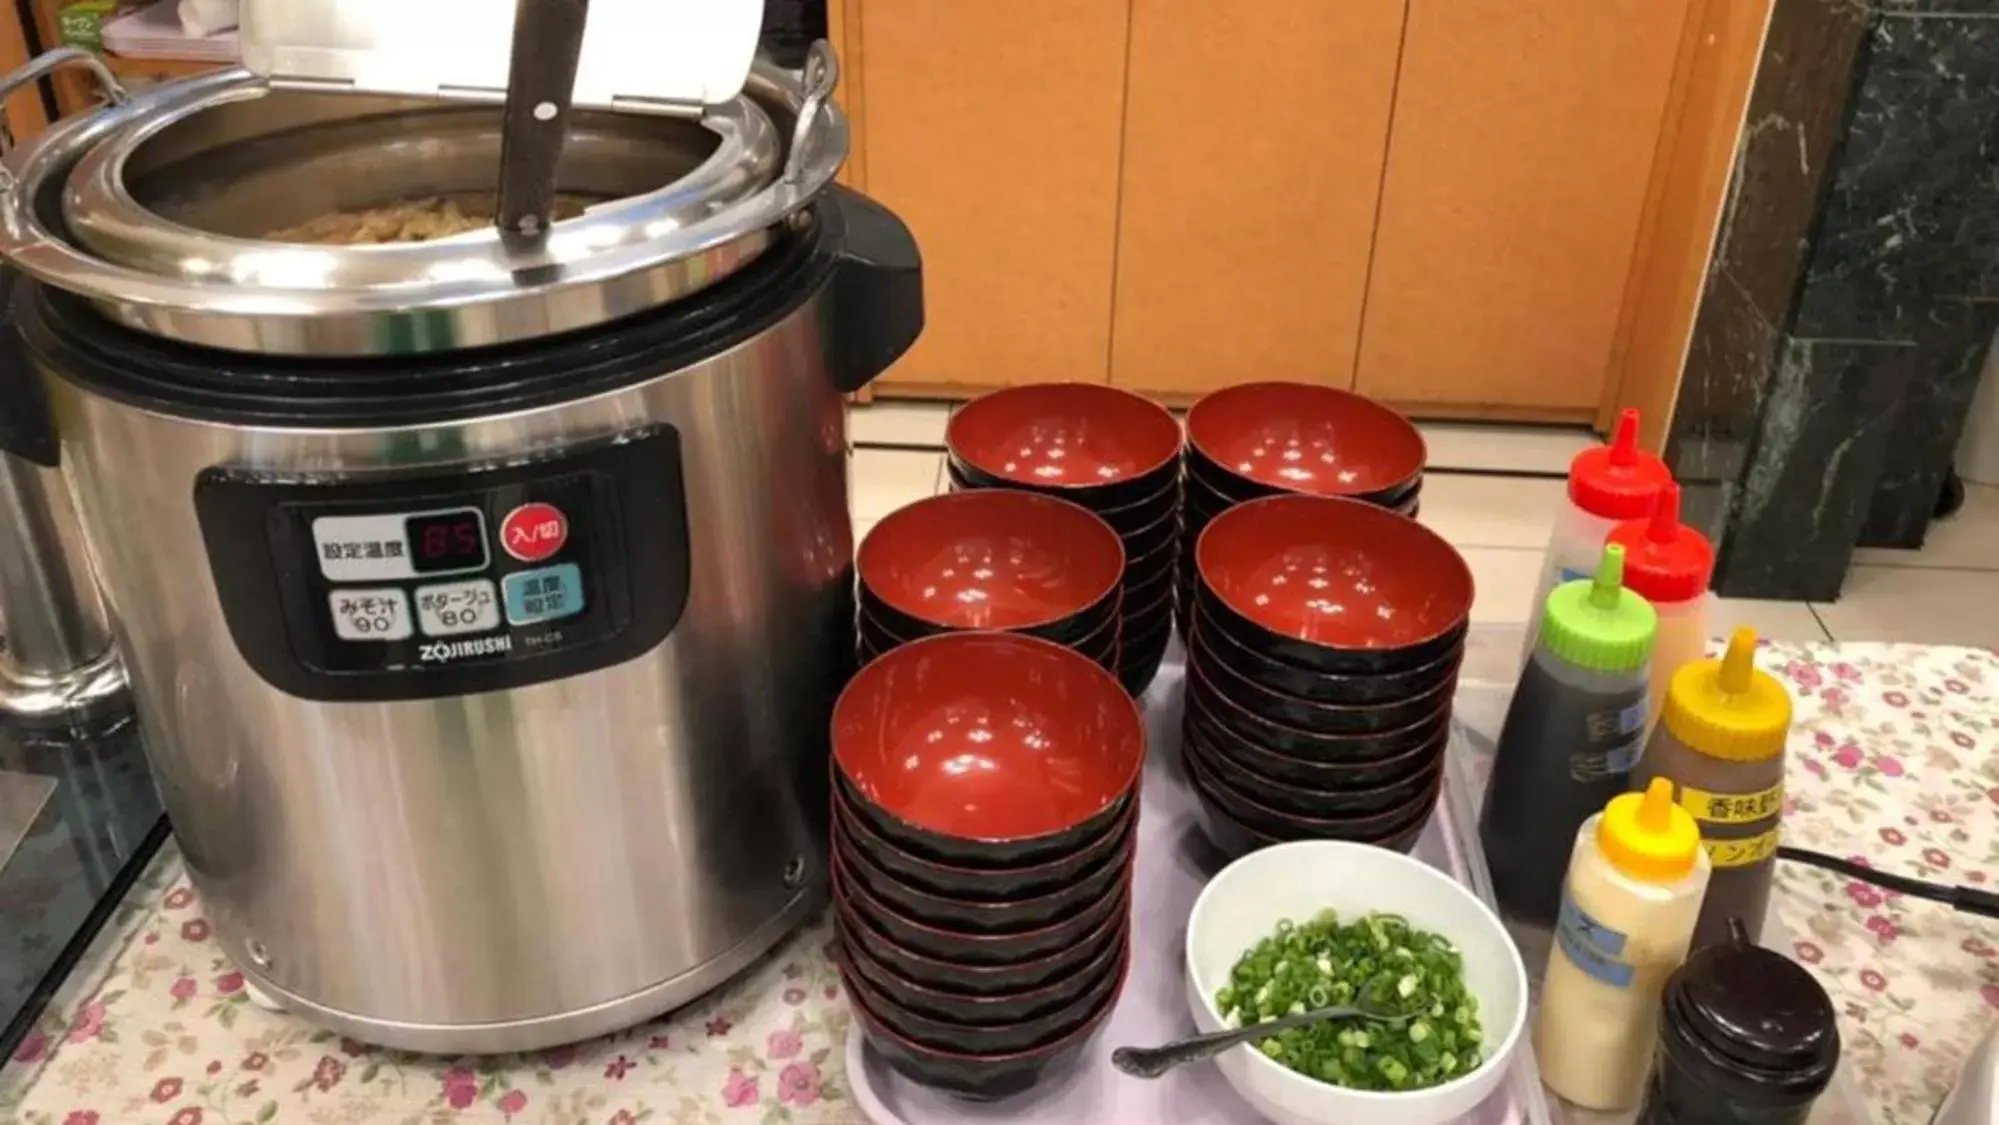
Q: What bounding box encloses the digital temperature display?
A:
[405,510,488,574]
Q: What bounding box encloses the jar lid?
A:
[1539,545,1657,673]
[1665,924,1840,1098]
[1660,627,1792,762]
[1607,484,1713,604]
[1568,408,1672,520]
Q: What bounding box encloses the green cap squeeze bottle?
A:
[1479,544,1660,925]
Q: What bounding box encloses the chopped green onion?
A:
[1213,910,1485,1093]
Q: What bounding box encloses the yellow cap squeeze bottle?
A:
[1635,626,1793,950]
[1536,778,1711,1111]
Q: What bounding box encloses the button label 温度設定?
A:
[503,564,586,626]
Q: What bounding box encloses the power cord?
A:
[1780,846,1999,920]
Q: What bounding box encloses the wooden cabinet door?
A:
[0,1,46,145]
[857,0,1130,393]
[1109,0,1407,399]
[1354,0,1689,417]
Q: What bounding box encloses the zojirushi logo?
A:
[418,635,514,663]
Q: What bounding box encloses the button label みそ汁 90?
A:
[328,588,412,641]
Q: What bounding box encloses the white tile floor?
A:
[848,399,1999,646]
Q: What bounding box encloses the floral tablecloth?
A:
[0,640,1994,1125]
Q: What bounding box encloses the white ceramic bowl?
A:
[1184,840,1529,1125]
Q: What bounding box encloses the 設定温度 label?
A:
[1556,891,1636,989]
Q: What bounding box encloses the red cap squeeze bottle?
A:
[1524,409,1674,658]
[1608,483,1715,716]
[1570,409,1673,521]
[1609,484,1714,604]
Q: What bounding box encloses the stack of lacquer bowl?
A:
[1182,495,1473,858]
[855,490,1124,671]
[1177,381,1426,632]
[830,633,1145,1098]
[946,384,1180,696]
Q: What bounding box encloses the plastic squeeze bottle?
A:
[1536,777,1712,1111]
[1607,484,1715,722]
[1635,627,1793,950]
[1481,544,1658,925]
[1524,408,1672,656]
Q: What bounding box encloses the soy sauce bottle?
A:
[1482,545,1658,924]
[1637,920,1841,1125]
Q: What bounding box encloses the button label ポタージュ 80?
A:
[415,579,501,637]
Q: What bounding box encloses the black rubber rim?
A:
[16,207,838,428]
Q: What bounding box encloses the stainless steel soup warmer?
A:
[0,4,921,1053]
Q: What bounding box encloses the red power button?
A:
[501,502,568,562]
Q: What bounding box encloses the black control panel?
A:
[195,427,688,702]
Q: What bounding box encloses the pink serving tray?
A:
[845,636,1875,1125]
[843,651,1554,1125]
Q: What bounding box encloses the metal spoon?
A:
[1112,1004,1416,1079]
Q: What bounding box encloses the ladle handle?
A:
[0,47,126,184]
[496,0,591,241]
[783,42,839,187]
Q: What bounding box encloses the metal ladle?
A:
[1112,1003,1416,1079]
[495,0,590,242]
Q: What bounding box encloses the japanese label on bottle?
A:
[1556,891,1636,989]
[1569,698,1650,782]
[1679,782,1783,825]
[1705,829,1781,869]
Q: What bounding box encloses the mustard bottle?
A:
[1537,778,1711,1111]
[1634,626,1793,950]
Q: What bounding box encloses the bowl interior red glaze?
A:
[858,491,1125,630]
[832,633,1146,842]
[1185,382,1425,497]
[948,384,1181,489]
[1196,495,1473,651]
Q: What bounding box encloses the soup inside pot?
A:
[265,193,593,244]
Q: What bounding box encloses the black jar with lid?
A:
[1637,919,1841,1125]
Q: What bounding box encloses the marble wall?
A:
[1666,0,1999,600]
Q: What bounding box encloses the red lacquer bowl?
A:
[833,776,1138,901]
[831,632,1147,864]
[1195,494,1473,673]
[858,490,1124,638]
[843,940,1124,1100]
[1184,381,1425,499]
[947,383,1181,505]
[832,810,1134,933]
[1184,734,1442,844]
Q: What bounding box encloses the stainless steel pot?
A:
[0,41,922,1053]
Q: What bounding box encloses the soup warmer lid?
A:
[0,1,847,357]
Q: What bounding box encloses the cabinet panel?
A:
[859,0,1129,391]
[0,1,45,144]
[1355,0,1689,414]
[1109,0,1407,398]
